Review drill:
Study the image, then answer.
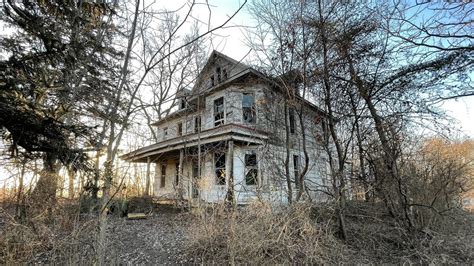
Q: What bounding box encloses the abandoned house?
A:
[121,51,330,204]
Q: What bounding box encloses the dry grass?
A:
[0,199,98,264]
[187,201,351,264]
[187,201,474,264]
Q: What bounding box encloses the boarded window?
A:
[242,93,256,123]
[293,155,300,188]
[177,122,183,136]
[289,108,296,133]
[245,152,258,185]
[194,116,201,133]
[215,152,226,185]
[214,97,224,126]
[160,164,166,188]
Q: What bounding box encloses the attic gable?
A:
[191,50,248,95]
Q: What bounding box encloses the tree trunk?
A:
[31,152,60,209]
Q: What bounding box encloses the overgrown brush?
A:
[187,201,350,264]
[0,200,98,264]
[188,200,474,264]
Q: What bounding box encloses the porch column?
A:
[226,140,235,205]
[178,149,184,197]
[145,156,151,196]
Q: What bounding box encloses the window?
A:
[289,108,296,134]
[175,163,180,186]
[180,99,186,110]
[215,152,226,185]
[293,155,300,188]
[242,93,256,124]
[216,67,222,83]
[214,97,225,126]
[209,75,215,88]
[245,152,258,185]
[194,116,201,133]
[160,164,166,188]
[223,68,228,79]
[163,127,168,139]
[177,122,183,136]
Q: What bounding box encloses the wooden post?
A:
[145,156,151,196]
[178,149,184,198]
[226,140,235,206]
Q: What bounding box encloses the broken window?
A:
[177,122,183,136]
[214,97,224,126]
[194,115,201,133]
[293,155,300,188]
[175,163,180,186]
[215,152,226,185]
[289,107,296,134]
[160,164,166,188]
[245,152,258,186]
[242,93,256,124]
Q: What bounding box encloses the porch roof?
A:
[120,123,268,163]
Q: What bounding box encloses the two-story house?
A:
[121,51,329,204]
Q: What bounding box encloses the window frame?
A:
[177,122,183,136]
[242,92,257,124]
[293,155,300,188]
[163,127,168,139]
[244,151,258,186]
[214,152,226,186]
[194,115,201,133]
[289,108,296,134]
[214,97,225,127]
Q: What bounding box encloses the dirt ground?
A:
[104,209,193,264]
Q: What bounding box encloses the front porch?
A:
[121,124,273,204]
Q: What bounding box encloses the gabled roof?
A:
[190,50,248,95]
[152,51,329,125]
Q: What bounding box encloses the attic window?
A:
[216,67,222,83]
[209,75,215,88]
[223,68,228,79]
[180,99,186,109]
[163,127,168,139]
